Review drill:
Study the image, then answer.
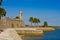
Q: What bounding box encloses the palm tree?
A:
[33,18,37,25]
[29,17,40,26]
[29,17,33,26]
[0,0,3,6]
[36,19,40,26]
[0,8,6,19]
[43,21,48,27]
[33,18,40,26]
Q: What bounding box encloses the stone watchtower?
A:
[18,11,25,27]
[19,11,23,20]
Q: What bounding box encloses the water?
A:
[0,29,60,40]
[23,29,60,40]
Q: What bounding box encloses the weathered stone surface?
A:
[0,29,22,40]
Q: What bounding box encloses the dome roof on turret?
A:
[20,11,23,13]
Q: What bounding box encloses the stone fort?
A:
[0,11,25,29]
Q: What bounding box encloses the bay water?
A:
[23,29,60,40]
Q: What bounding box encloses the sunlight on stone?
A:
[0,29,22,40]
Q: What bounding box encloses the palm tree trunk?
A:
[31,22,32,26]
[34,23,36,26]
[0,16,1,25]
[0,16,1,19]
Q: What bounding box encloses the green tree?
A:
[33,18,40,26]
[15,16,19,19]
[0,0,3,6]
[29,17,40,26]
[0,0,6,19]
[33,18,37,25]
[29,17,33,26]
[43,21,48,27]
[36,19,40,26]
[0,8,6,19]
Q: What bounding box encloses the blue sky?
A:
[2,0,60,26]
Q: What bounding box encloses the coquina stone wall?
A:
[0,18,25,29]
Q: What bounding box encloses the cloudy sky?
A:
[2,0,60,26]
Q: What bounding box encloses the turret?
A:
[19,11,23,20]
